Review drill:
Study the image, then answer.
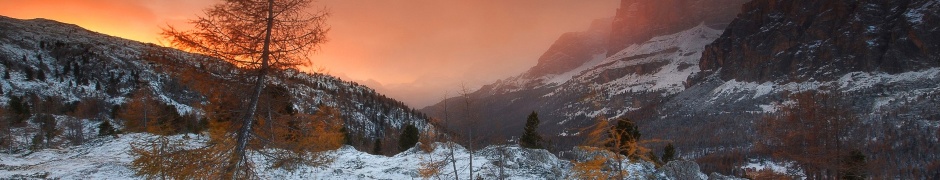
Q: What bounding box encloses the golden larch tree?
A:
[162,0,328,178]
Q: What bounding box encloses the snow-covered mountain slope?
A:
[0,133,676,179]
[423,23,726,149]
[424,0,940,177]
[0,15,431,152]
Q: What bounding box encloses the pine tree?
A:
[98,120,116,136]
[25,68,34,81]
[609,117,641,157]
[399,124,419,151]
[372,139,382,155]
[8,96,30,125]
[37,69,45,81]
[841,150,867,180]
[662,143,676,163]
[519,111,543,149]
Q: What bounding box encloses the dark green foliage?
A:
[63,62,71,75]
[3,69,9,79]
[398,124,419,151]
[25,68,34,81]
[372,139,382,155]
[160,105,185,134]
[30,134,44,150]
[647,151,661,166]
[8,96,30,125]
[340,126,350,145]
[37,69,46,81]
[842,150,867,180]
[181,113,204,134]
[609,117,641,157]
[519,111,543,149]
[98,120,116,136]
[662,143,676,163]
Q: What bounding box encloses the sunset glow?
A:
[0,0,618,107]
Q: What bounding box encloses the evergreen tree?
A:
[25,68,34,81]
[842,150,867,180]
[37,69,46,81]
[3,69,9,79]
[340,126,350,145]
[609,117,641,157]
[8,96,30,125]
[372,139,382,155]
[398,124,419,151]
[519,111,543,149]
[662,143,676,163]
[98,120,116,136]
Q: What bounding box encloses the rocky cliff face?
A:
[525,18,611,79]
[422,0,744,149]
[608,0,749,56]
[425,0,940,177]
[700,0,940,82]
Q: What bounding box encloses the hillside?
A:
[0,15,431,154]
[422,0,749,150]
[422,0,940,178]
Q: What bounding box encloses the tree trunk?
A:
[230,0,275,178]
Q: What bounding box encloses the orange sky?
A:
[0,0,618,107]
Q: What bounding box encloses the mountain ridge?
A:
[422,0,940,177]
[0,15,432,154]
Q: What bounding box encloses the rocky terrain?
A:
[423,0,940,177]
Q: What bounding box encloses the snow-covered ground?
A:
[1,133,663,179]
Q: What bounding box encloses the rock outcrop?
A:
[608,0,749,56]
[700,0,940,82]
[526,18,611,78]
[657,160,708,180]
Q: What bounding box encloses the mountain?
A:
[608,0,749,56]
[423,0,940,177]
[0,16,711,180]
[700,0,940,82]
[0,16,431,153]
[422,0,749,149]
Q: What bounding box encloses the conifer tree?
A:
[98,120,116,136]
[399,124,420,151]
[662,143,676,163]
[519,111,543,149]
[25,68,34,81]
[37,69,46,81]
[8,96,30,125]
[841,150,867,180]
[372,139,382,155]
[609,117,641,158]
